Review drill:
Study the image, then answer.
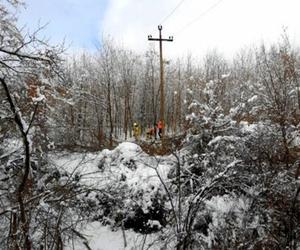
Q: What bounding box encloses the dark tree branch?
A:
[0,77,32,249]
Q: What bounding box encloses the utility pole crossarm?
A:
[147,25,173,138]
[148,36,174,42]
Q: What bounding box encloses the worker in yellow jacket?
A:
[133,123,140,140]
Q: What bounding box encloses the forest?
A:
[0,0,300,249]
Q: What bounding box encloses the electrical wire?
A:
[175,0,224,36]
[159,0,187,25]
[148,0,186,36]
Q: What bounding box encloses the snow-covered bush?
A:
[74,143,171,235]
[158,70,300,249]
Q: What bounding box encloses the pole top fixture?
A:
[158,25,162,30]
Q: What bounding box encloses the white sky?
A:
[100,0,300,59]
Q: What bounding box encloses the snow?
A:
[204,195,250,246]
[18,110,28,132]
[288,87,300,96]
[147,220,162,229]
[206,195,249,215]
[247,95,258,103]
[32,87,46,103]
[221,72,231,79]
[113,141,143,159]
[188,100,200,109]
[186,112,196,121]
[186,88,193,95]
[52,142,167,189]
[50,142,173,249]
[290,131,300,147]
[240,121,257,133]
[32,94,45,103]
[291,136,300,147]
[208,135,240,146]
[66,222,158,250]
[0,138,22,159]
[229,104,242,117]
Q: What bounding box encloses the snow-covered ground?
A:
[66,221,163,250]
[51,142,174,249]
[52,142,172,187]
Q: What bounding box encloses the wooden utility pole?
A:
[148,25,173,137]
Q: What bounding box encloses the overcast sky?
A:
[18,0,300,58]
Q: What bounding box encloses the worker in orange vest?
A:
[157,120,163,139]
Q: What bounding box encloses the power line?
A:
[175,0,224,35]
[160,0,187,25]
